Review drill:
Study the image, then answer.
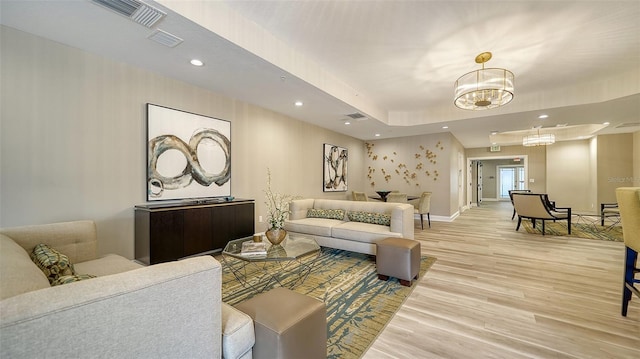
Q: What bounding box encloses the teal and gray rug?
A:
[521,220,622,241]
[220,248,436,358]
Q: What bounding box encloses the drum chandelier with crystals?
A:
[454,52,514,110]
[522,132,555,147]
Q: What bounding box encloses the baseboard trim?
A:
[414,212,458,223]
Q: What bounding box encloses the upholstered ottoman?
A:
[376,237,421,287]
[235,287,326,359]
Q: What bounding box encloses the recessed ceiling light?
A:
[294,101,303,107]
[603,122,610,125]
[538,114,549,119]
[344,121,351,125]
[375,133,381,137]
[190,59,204,66]
[442,126,449,129]
[491,131,498,135]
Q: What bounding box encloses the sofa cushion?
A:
[51,274,97,286]
[30,243,75,284]
[332,222,402,243]
[0,235,51,300]
[284,218,344,237]
[74,254,143,277]
[306,208,345,220]
[347,211,391,226]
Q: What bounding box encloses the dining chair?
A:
[600,202,620,226]
[386,192,407,203]
[352,191,368,201]
[615,187,640,316]
[414,191,431,229]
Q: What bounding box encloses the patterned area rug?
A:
[521,220,623,241]
[219,248,436,359]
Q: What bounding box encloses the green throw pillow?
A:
[307,208,345,220]
[51,274,97,286]
[347,211,392,226]
[30,243,76,284]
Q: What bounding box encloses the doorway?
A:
[497,165,525,200]
[467,155,528,205]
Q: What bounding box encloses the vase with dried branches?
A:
[264,168,294,245]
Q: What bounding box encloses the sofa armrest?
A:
[0,220,98,263]
[390,204,415,239]
[0,256,222,359]
[289,199,316,220]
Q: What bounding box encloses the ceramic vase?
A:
[265,228,287,245]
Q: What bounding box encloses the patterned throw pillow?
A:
[51,274,97,286]
[30,243,76,284]
[347,211,392,226]
[307,208,346,220]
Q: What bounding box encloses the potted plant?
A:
[264,168,295,245]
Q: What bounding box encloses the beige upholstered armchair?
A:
[512,193,571,235]
[414,191,432,229]
[615,187,640,316]
[508,189,531,220]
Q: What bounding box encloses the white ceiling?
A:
[1,0,639,148]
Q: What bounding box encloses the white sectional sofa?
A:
[284,199,415,255]
[0,220,255,359]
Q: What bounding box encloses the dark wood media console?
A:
[135,199,255,265]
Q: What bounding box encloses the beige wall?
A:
[596,133,634,204]
[589,137,598,209]
[363,132,461,217]
[0,26,364,258]
[449,135,466,215]
[546,140,593,211]
[633,131,640,187]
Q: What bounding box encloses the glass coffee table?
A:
[221,234,321,293]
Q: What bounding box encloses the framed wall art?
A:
[323,143,348,192]
[146,104,231,201]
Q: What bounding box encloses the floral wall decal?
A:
[364,140,445,188]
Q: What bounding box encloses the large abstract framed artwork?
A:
[323,143,348,192]
[146,104,231,201]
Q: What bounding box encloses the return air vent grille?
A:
[148,29,183,48]
[346,112,366,120]
[91,0,166,28]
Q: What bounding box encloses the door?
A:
[498,165,525,199]
[477,161,483,206]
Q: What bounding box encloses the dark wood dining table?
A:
[370,194,419,202]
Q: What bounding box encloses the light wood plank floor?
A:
[364,201,639,358]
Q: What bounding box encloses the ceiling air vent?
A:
[91,0,166,28]
[346,112,366,120]
[616,122,640,128]
[148,29,183,48]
